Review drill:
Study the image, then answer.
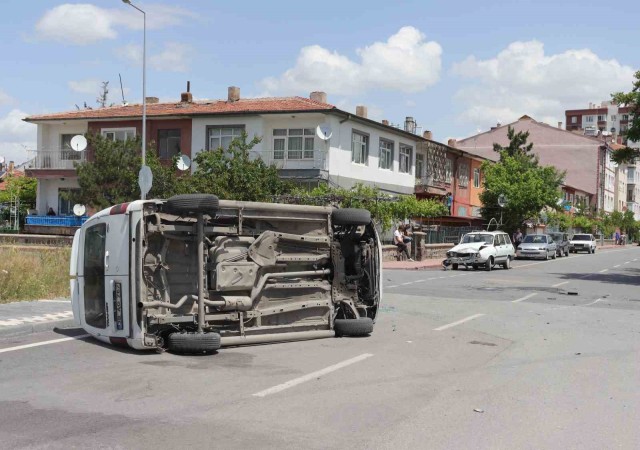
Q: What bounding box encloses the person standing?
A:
[615,230,621,245]
[512,228,523,246]
[394,225,413,261]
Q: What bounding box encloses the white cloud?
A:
[35,3,195,45]
[68,79,101,95]
[452,40,635,131]
[0,109,36,165]
[261,26,442,96]
[0,89,14,106]
[116,42,193,72]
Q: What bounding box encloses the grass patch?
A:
[0,246,71,303]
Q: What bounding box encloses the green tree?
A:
[611,70,640,164]
[184,133,291,202]
[73,134,179,210]
[481,128,565,235]
[0,175,37,226]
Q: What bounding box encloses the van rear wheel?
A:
[167,331,221,354]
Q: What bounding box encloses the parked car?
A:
[70,194,382,354]
[444,230,515,271]
[549,232,570,257]
[515,234,557,260]
[569,233,597,253]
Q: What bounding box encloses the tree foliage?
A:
[481,129,565,235]
[611,70,640,164]
[183,134,291,202]
[0,175,37,206]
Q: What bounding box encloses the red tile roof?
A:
[25,97,336,122]
[0,170,25,191]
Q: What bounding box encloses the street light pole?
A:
[122,0,147,200]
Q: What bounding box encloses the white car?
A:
[445,231,515,271]
[569,233,597,253]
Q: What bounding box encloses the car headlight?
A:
[446,251,453,257]
[475,252,481,257]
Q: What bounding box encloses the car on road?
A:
[549,232,570,257]
[445,230,515,271]
[70,194,382,354]
[569,233,597,253]
[515,234,558,260]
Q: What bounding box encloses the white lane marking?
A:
[551,281,569,288]
[0,311,73,328]
[512,293,538,303]
[387,285,398,288]
[401,282,413,285]
[599,269,609,273]
[415,279,426,283]
[0,334,90,354]
[433,314,485,331]
[38,300,71,303]
[614,265,621,268]
[624,261,631,265]
[634,259,638,262]
[253,353,374,397]
[582,298,603,307]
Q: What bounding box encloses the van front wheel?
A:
[165,194,220,216]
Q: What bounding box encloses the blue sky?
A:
[0,0,637,164]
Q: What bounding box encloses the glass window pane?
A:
[84,223,107,329]
[304,128,315,135]
[288,136,303,150]
[274,129,287,136]
[222,128,234,135]
[304,137,314,150]
[221,136,233,150]
[210,128,221,138]
[289,129,303,136]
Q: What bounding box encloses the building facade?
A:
[565,101,633,140]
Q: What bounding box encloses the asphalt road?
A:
[1,246,639,449]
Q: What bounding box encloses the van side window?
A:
[84,223,107,329]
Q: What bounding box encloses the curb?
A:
[0,318,77,339]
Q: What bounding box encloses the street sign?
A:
[138,165,153,198]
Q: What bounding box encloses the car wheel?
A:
[334,318,374,337]
[472,264,478,270]
[502,256,511,270]
[167,332,221,354]
[592,247,596,254]
[332,208,371,226]
[564,249,569,257]
[485,257,493,271]
[165,194,219,216]
[544,251,549,261]
[552,251,557,260]
[452,263,458,270]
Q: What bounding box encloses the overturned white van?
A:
[70,194,382,353]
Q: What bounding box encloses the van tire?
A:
[332,208,371,226]
[165,194,219,216]
[334,318,374,337]
[167,331,221,353]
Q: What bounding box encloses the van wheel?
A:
[334,318,374,337]
[332,208,371,226]
[167,331,221,354]
[164,194,219,216]
[502,256,511,269]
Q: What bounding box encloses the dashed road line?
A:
[551,281,569,288]
[599,269,609,273]
[252,353,374,397]
[0,334,90,354]
[512,293,538,303]
[0,311,73,327]
[624,261,631,265]
[582,298,603,307]
[433,314,485,331]
[614,265,621,268]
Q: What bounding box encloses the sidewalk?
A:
[0,299,76,338]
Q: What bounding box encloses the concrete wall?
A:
[36,178,80,215]
[39,121,88,150]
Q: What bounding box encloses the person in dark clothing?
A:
[46,207,56,216]
[394,225,413,261]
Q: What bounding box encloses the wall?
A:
[36,177,80,215]
[452,155,472,217]
[39,121,89,149]
[469,159,484,216]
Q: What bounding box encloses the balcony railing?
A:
[25,215,88,227]
[250,150,327,171]
[25,149,86,170]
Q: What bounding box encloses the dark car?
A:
[549,232,570,257]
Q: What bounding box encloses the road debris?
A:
[473,408,484,413]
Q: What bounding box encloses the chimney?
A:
[404,116,416,134]
[447,139,457,148]
[8,161,14,174]
[355,105,368,118]
[146,97,159,104]
[382,119,389,126]
[180,81,193,103]
[557,121,562,129]
[423,130,433,140]
[228,86,240,103]
[310,91,327,103]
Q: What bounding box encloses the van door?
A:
[103,214,130,338]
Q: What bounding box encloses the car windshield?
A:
[522,235,547,244]
[461,233,494,245]
[572,234,591,241]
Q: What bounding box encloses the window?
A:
[58,188,80,216]
[571,116,577,124]
[84,223,107,329]
[598,114,606,122]
[586,116,594,123]
[60,134,81,161]
[457,161,469,187]
[415,154,424,179]
[158,129,181,159]
[102,128,136,142]
[622,114,629,121]
[352,131,369,165]
[379,139,394,170]
[611,115,617,121]
[473,168,480,188]
[399,144,412,174]
[445,158,453,183]
[272,128,315,160]
[207,126,245,151]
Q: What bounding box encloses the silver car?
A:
[516,234,557,260]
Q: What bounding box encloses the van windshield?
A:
[572,234,591,241]
[461,234,494,245]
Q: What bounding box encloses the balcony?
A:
[251,150,327,171]
[25,149,87,170]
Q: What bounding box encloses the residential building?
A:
[24,87,438,232]
[625,161,640,219]
[565,101,633,141]
[455,115,625,216]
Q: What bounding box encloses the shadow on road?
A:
[551,268,640,287]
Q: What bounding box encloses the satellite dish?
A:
[497,194,507,208]
[177,155,191,171]
[73,204,86,216]
[316,124,333,141]
[70,135,87,152]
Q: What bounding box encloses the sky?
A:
[0,0,637,165]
